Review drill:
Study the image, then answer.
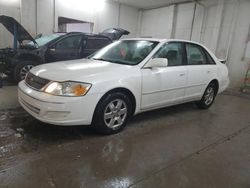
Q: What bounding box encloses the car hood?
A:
[0,15,36,44]
[30,59,135,83]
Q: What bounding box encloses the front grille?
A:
[25,72,50,90]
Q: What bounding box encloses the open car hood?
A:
[99,28,130,40]
[0,15,36,44]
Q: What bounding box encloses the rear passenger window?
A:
[204,51,216,64]
[186,44,207,65]
[153,42,184,66]
[85,38,110,50]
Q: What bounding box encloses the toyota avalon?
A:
[18,39,229,134]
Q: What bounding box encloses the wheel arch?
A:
[95,87,137,116]
[17,53,42,64]
[209,79,219,94]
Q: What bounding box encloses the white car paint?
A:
[18,38,229,126]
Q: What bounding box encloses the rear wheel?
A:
[14,61,37,82]
[92,92,132,135]
[196,83,217,109]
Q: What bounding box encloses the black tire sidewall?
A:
[92,92,132,135]
[14,61,37,82]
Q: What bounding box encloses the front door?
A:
[141,42,187,110]
[46,35,82,62]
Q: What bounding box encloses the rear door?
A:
[184,43,217,101]
[81,37,111,57]
[46,35,82,62]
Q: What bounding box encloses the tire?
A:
[92,92,133,135]
[13,61,37,82]
[196,83,217,109]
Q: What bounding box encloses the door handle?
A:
[207,70,211,74]
[179,73,185,76]
[49,48,55,52]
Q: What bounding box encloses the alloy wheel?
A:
[104,99,128,129]
[204,87,215,105]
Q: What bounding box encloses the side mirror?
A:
[144,58,168,68]
[49,48,56,52]
[48,45,56,52]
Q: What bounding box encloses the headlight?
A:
[44,81,91,97]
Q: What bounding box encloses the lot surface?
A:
[0,93,250,188]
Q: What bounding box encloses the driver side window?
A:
[55,36,82,50]
[153,43,183,66]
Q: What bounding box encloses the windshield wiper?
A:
[92,58,120,64]
[92,58,109,62]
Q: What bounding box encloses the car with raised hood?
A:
[0,15,129,82]
[18,38,229,134]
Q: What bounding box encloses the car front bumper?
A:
[18,81,102,126]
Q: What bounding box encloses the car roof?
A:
[64,32,112,39]
[52,28,130,41]
[121,38,165,42]
[121,38,205,46]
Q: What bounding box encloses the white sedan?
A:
[18,39,229,134]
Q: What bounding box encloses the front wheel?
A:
[14,61,37,82]
[92,92,132,135]
[196,83,217,109]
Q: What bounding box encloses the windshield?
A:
[28,34,62,47]
[91,40,158,65]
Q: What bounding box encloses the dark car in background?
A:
[0,15,129,82]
